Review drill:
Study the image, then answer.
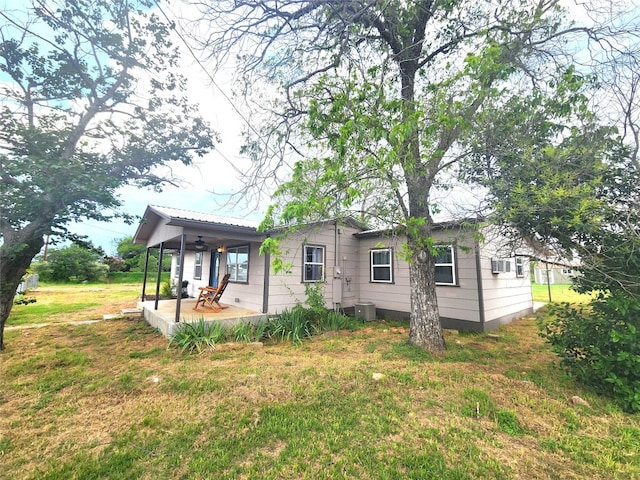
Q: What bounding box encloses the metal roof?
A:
[148,205,261,229]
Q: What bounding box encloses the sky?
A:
[64,1,268,255]
[7,0,639,255]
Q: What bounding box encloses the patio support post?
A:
[141,247,150,301]
[154,243,165,311]
[175,234,187,323]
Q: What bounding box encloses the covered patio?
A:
[133,205,269,338]
[138,297,267,338]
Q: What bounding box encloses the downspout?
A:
[334,220,341,311]
[141,247,150,301]
[175,234,186,323]
[262,235,270,314]
[474,239,486,329]
[154,243,164,311]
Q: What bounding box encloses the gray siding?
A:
[266,222,362,313]
[356,229,482,323]
[477,229,534,324]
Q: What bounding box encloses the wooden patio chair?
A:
[193,273,231,312]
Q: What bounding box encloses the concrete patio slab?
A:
[138,298,267,338]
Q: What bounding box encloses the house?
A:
[133,205,533,336]
[533,259,580,285]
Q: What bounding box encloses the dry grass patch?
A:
[8,284,142,326]
[2,305,639,479]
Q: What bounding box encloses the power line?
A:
[152,0,276,165]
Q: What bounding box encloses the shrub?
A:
[265,306,314,344]
[14,295,37,305]
[316,310,358,333]
[169,319,228,354]
[304,282,329,321]
[540,293,640,412]
[33,243,108,282]
[160,280,172,298]
[233,321,267,342]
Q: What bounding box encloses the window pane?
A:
[303,246,324,282]
[434,246,452,264]
[373,267,391,281]
[305,265,323,281]
[226,246,249,282]
[435,266,454,284]
[306,246,323,263]
[194,252,203,279]
[372,250,390,265]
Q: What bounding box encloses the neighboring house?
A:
[133,205,533,332]
[533,259,580,285]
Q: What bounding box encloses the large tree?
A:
[0,0,214,350]
[190,0,634,351]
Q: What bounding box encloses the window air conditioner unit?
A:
[491,258,511,274]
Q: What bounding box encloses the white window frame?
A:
[303,244,325,282]
[226,245,249,283]
[515,256,525,278]
[370,248,393,283]
[174,254,180,278]
[434,245,457,286]
[194,251,203,280]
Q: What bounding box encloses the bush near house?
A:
[32,244,108,283]
[540,293,640,413]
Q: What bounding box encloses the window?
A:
[174,255,180,278]
[194,251,203,280]
[434,245,456,285]
[491,258,511,274]
[226,245,249,283]
[515,256,525,278]
[303,245,325,282]
[562,268,573,275]
[371,248,393,283]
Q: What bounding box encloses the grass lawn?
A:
[8,283,145,326]
[2,284,638,479]
[532,282,595,304]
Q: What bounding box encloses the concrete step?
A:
[103,308,143,321]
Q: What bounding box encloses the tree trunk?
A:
[407,237,446,352]
[0,231,45,350]
[397,52,446,353]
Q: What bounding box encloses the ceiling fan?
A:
[194,236,207,251]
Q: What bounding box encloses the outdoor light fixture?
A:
[217,246,224,253]
[194,236,206,250]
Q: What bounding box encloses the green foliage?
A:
[159,281,172,299]
[570,156,640,297]
[106,272,170,284]
[319,311,359,332]
[169,319,228,354]
[540,294,640,412]
[265,303,358,344]
[32,243,108,283]
[103,256,127,273]
[303,282,328,320]
[115,237,147,272]
[265,306,315,344]
[464,72,613,250]
[113,236,171,273]
[233,322,267,343]
[13,295,36,305]
[0,0,214,349]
